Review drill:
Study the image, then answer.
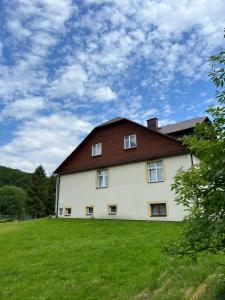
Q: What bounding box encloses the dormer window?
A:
[124,134,137,149]
[92,143,102,156]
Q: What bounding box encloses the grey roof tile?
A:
[158,117,208,134]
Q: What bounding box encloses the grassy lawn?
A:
[0,219,224,300]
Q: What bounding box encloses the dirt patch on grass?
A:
[132,290,150,300]
[153,278,172,296]
[190,273,217,300]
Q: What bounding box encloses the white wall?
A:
[57,154,193,221]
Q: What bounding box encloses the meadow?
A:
[0,219,224,300]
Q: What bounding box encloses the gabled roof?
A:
[54,117,187,174]
[97,117,124,127]
[158,116,209,134]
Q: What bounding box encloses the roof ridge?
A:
[97,117,124,127]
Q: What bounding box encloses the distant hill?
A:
[0,165,31,190]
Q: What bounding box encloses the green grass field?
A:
[0,219,224,300]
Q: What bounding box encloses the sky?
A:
[0,0,224,174]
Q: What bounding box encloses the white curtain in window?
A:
[148,161,163,182]
[98,170,108,187]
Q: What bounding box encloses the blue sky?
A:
[0,0,224,173]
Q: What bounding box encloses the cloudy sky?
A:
[0,0,224,173]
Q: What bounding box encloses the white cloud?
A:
[159,119,176,127]
[49,64,88,98]
[93,86,117,102]
[0,113,92,173]
[7,19,31,39]
[0,0,75,100]
[1,97,46,120]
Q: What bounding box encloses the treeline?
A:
[0,165,56,219]
[0,165,31,190]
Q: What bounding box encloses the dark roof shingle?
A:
[97,117,124,127]
[158,117,208,134]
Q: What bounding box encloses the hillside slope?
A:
[0,219,224,299]
[0,165,31,190]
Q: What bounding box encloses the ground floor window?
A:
[150,203,167,217]
[108,205,117,215]
[59,208,63,216]
[86,206,94,216]
[65,208,72,216]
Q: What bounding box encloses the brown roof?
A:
[97,117,124,127]
[158,116,209,134]
[54,117,187,175]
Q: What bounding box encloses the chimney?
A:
[147,118,158,129]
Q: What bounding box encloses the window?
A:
[97,169,108,188]
[147,160,164,182]
[150,203,167,217]
[124,134,137,149]
[108,205,117,215]
[65,208,71,216]
[59,208,63,216]
[86,206,94,216]
[92,143,102,156]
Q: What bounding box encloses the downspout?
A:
[55,175,60,217]
[190,153,194,166]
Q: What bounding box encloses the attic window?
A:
[92,143,102,156]
[124,134,137,149]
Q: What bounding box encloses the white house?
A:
[54,117,208,221]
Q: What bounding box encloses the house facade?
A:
[54,117,207,221]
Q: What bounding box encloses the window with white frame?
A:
[86,206,94,216]
[97,169,108,188]
[108,205,117,215]
[150,203,167,217]
[124,134,137,149]
[147,160,164,182]
[92,143,102,156]
[59,208,63,216]
[65,208,71,216]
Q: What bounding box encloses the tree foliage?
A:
[166,40,225,257]
[0,165,56,218]
[0,185,27,219]
[45,175,56,215]
[26,165,48,219]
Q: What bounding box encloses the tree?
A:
[166,42,225,257]
[26,165,48,219]
[0,185,27,220]
[45,175,56,215]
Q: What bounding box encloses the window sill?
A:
[96,186,108,189]
[124,146,137,150]
[86,214,93,216]
[148,180,164,183]
[64,214,71,217]
[108,213,117,215]
[150,215,167,217]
